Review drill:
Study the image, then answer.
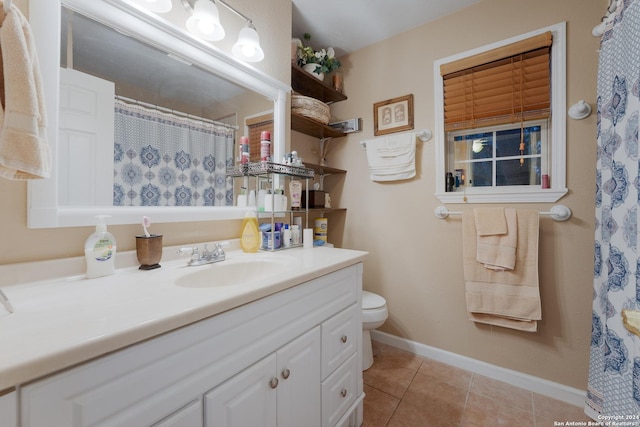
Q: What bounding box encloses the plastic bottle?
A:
[283,224,291,247]
[260,131,271,163]
[240,210,260,253]
[84,215,117,279]
[240,136,250,165]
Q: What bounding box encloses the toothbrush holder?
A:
[136,234,163,270]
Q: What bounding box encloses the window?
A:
[434,23,567,203]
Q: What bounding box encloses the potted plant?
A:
[295,33,341,81]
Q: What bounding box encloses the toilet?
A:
[361,291,388,370]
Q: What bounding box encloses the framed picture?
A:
[373,94,414,136]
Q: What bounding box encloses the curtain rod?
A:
[115,95,238,130]
[433,205,572,222]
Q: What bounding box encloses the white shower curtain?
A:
[113,99,234,207]
[587,0,640,419]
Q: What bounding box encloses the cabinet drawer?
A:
[321,304,359,380]
[321,353,358,427]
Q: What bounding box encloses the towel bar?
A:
[434,204,572,221]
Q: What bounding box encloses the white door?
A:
[204,354,278,427]
[277,327,321,427]
[58,67,114,206]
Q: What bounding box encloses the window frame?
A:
[433,22,567,204]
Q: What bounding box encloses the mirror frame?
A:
[28,0,289,228]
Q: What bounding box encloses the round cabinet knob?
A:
[341,335,348,343]
[269,377,279,389]
[340,388,348,398]
[281,368,291,380]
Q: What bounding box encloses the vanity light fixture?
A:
[232,21,264,62]
[185,0,225,41]
[130,0,173,13]
[182,0,265,62]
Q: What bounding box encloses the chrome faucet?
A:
[178,241,229,266]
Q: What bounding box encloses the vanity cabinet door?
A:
[204,327,321,427]
[152,399,202,427]
[0,389,17,427]
[276,326,321,427]
[204,354,278,427]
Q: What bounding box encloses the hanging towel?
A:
[473,207,507,236]
[0,4,51,180]
[475,207,517,271]
[462,209,541,332]
[364,133,415,181]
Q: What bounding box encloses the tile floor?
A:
[362,342,592,427]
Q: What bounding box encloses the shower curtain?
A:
[113,99,234,207]
[587,0,640,419]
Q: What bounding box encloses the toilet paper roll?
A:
[303,228,313,249]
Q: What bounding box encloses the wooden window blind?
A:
[246,114,273,162]
[441,32,552,132]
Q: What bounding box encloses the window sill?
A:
[435,187,568,204]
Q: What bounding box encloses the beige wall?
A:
[4,0,600,391]
[322,0,601,390]
[0,0,291,265]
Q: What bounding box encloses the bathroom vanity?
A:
[0,246,366,427]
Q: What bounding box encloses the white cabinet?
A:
[205,327,320,427]
[20,264,363,427]
[152,399,203,427]
[0,389,17,427]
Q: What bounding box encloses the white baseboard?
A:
[371,330,586,408]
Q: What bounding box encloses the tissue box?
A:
[301,191,325,208]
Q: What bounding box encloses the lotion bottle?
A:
[240,209,260,253]
[289,179,302,210]
[85,215,117,279]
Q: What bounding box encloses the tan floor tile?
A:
[461,392,535,426]
[387,399,461,427]
[371,342,424,371]
[418,357,473,390]
[533,393,590,422]
[364,362,418,399]
[362,384,400,427]
[470,374,533,413]
[398,371,468,426]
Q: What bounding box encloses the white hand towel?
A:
[364,133,415,182]
[0,4,51,180]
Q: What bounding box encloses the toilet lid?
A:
[362,291,386,310]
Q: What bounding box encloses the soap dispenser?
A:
[84,215,117,278]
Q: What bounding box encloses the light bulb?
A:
[242,44,256,57]
[186,0,225,41]
[232,24,264,62]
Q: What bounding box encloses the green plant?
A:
[296,33,341,75]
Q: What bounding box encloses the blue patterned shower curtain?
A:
[113,99,234,207]
[587,0,640,419]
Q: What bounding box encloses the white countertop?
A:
[0,246,367,391]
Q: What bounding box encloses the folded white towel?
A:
[0,4,51,180]
[365,134,415,182]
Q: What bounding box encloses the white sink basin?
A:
[175,256,292,288]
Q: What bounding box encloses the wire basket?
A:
[227,161,314,178]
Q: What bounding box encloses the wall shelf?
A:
[291,65,347,104]
[291,112,346,139]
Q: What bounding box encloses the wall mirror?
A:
[28,0,288,228]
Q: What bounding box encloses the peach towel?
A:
[475,208,517,271]
[463,209,541,332]
[0,4,51,180]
